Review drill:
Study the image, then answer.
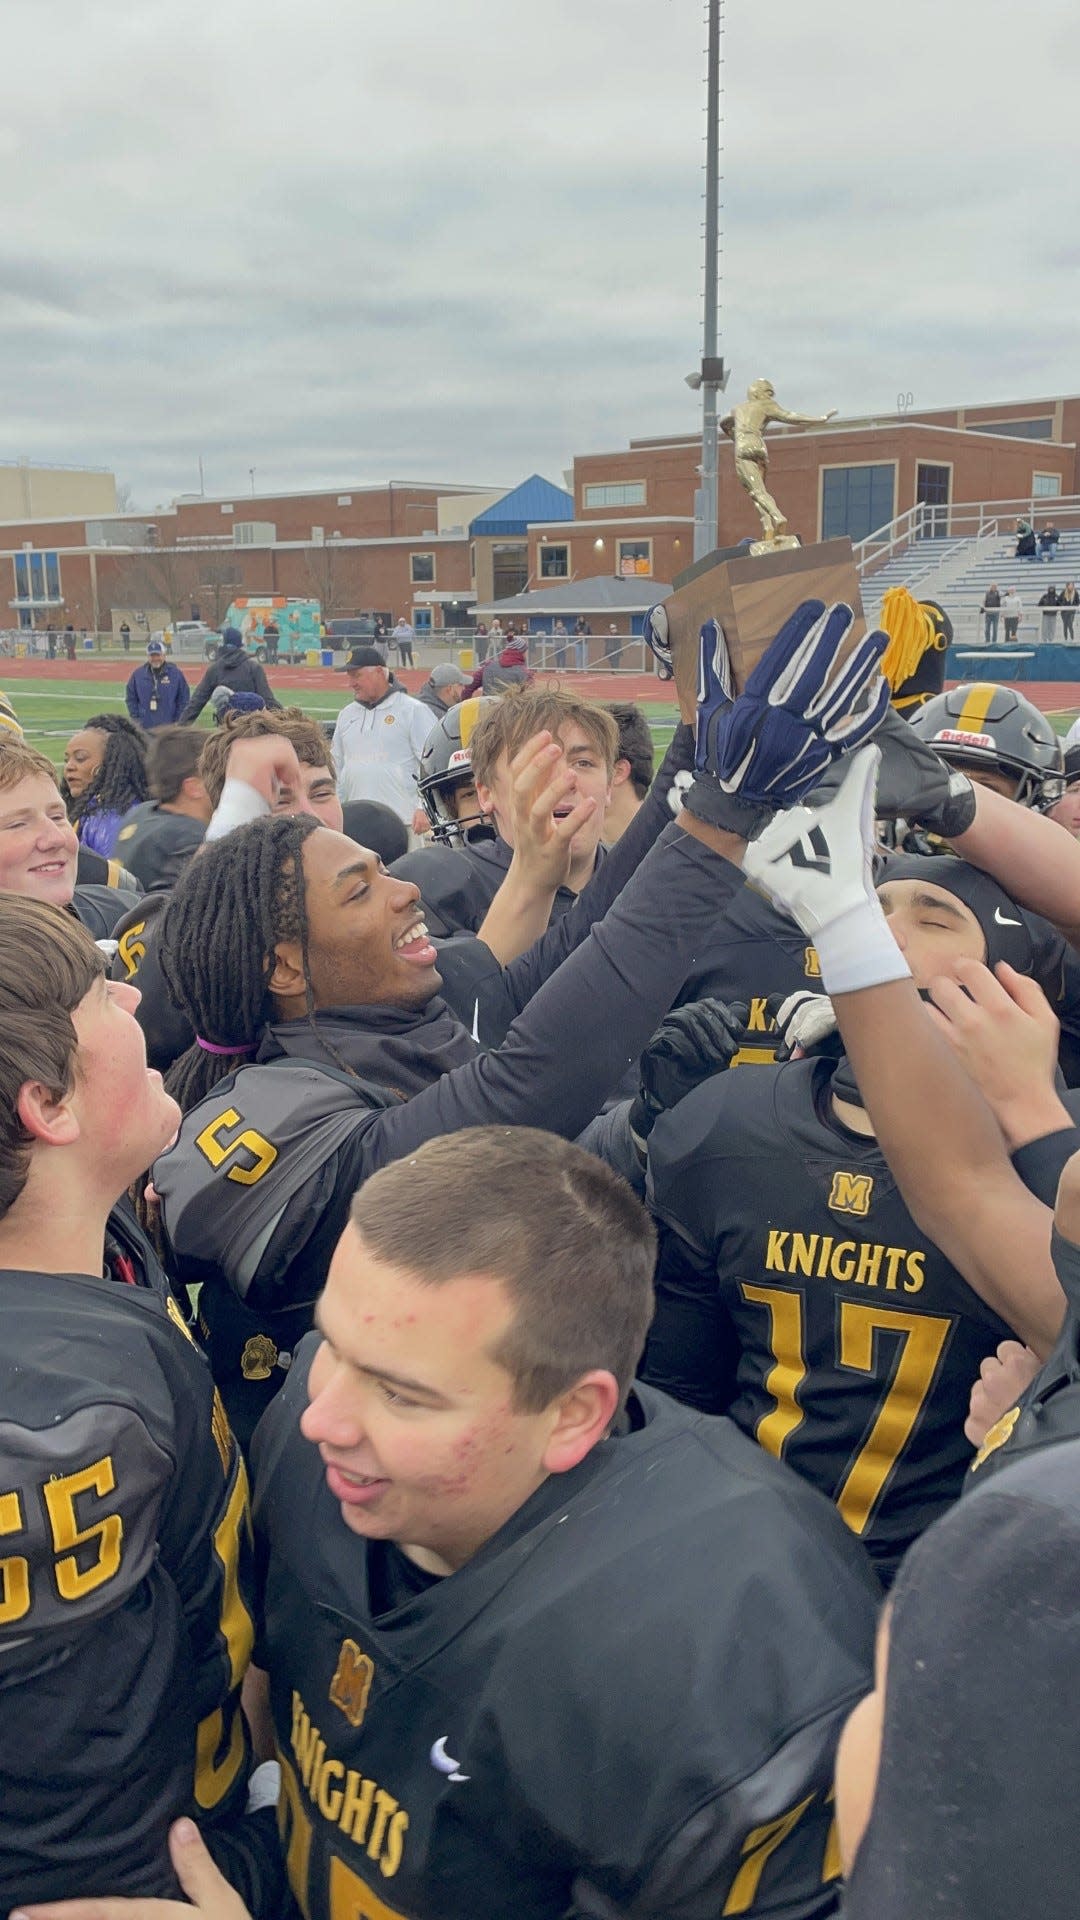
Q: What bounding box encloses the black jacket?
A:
[114,801,205,892]
[182,647,281,722]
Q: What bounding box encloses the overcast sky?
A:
[3,0,1079,506]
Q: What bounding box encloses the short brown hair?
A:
[350,1127,656,1412]
[0,894,103,1219]
[198,708,335,806]
[604,702,655,800]
[146,725,206,803]
[0,739,62,794]
[469,689,618,789]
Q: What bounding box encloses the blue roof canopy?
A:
[469,474,574,538]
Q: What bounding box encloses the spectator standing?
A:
[330,645,432,831]
[263,617,280,664]
[45,623,57,660]
[1039,583,1061,641]
[125,637,191,728]
[552,618,569,668]
[391,614,415,667]
[119,619,132,652]
[1061,580,1079,642]
[981,582,1001,644]
[182,625,281,724]
[604,622,623,668]
[63,621,77,661]
[1002,586,1023,641]
[574,615,590,669]
[62,713,150,857]
[113,726,212,890]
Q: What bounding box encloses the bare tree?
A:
[115,481,136,513]
[110,539,200,626]
[303,542,365,624]
[195,556,242,628]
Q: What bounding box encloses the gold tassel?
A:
[878,587,937,695]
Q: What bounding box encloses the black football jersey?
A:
[645,1057,1013,1580]
[673,880,823,1066]
[0,1266,272,1907]
[251,1346,879,1920]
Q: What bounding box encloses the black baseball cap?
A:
[336,646,386,671]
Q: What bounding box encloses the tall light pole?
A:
[691,0,727,560]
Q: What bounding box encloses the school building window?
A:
[821,465,895,544]
[13,550,62,604]
[540,543,569,578]
[617,539,653,577]
[1033,473,1063,497]
[583,481,646,509]
[410,552,435,584]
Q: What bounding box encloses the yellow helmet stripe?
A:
[458,698,483,749]
[954,683,999,733]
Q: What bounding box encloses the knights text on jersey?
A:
[645,1057,1013,1579]
[0,1267,271,1908]
[251,1347,878,1920]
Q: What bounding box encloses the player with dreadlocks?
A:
[147,599,890,1445]
[62,712,149,857]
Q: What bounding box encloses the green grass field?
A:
[2,678,680,771]
[8,673,1077,779]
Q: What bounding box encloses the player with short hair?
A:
[0,895,275,1909]
[27,1130,882,1920]
[392,688,619,937]
[602,699,655,841]
[114,727,212,891]
[0,737,141,936]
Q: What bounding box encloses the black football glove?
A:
[629,998,748,1152]
[861,705,977,839]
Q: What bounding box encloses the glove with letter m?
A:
[742,743,911,998]
[675,599,891,840]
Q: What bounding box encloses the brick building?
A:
[3,392,1077,638]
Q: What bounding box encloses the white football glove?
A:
[742,744,910,996]
[773,989,838,1060]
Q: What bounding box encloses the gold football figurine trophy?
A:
[721,379,837,550]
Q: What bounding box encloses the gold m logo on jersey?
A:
[804,945,821,980]
[828,1171,874,1218]
[195,1109,278,1185]
[330,1639,375,1728]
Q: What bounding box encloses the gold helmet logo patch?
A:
[240,1333,279,1381]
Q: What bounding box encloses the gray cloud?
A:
[1,0,1078,502]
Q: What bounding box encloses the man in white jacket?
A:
[330,646,433,832]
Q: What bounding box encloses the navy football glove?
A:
[682,599,890,839]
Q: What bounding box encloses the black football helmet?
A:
[417,698,498,843]
[909,683,1063,809]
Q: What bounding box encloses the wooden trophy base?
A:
[660,537,866,723]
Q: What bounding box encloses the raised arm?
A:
[743,751,1065,1353]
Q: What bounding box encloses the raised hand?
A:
[742,744,910,996]
[682,599,890,839]
[629,998,749,1148]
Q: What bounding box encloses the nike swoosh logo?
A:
[994,908,1022,927]
[430,1736,470,1783]
[471,997,481,1044]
